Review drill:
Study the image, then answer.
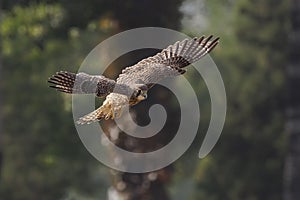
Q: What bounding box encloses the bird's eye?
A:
[136,90,141,97]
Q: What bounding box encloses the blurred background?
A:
[0,0,299,199]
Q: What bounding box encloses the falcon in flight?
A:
[48,35,219,124]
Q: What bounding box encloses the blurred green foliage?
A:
[0,4,111,199]
[192,0,289,199]
[0,0,292,199]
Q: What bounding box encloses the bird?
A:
[48,35,219,124]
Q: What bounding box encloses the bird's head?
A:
[132,84,148,101]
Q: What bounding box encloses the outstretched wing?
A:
[48,71,116,97]
[116,35,219,87]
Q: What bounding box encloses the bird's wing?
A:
[116,35,219,87]
[48,71,116,97]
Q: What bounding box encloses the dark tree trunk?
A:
[103,50,179,200]
[99,1,183,198]
[104,89,176,200]
[283,0,300,199]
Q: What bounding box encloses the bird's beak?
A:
[137,93,147,101]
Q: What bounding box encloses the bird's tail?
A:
[76,108,104,125]
[76,98,119,124]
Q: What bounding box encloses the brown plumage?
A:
[48,35,219,124]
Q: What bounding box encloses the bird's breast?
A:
[129,97,141,106]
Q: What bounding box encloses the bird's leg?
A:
[97,93,129,120]
[101,99,113,120]
[101,98,123,120]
